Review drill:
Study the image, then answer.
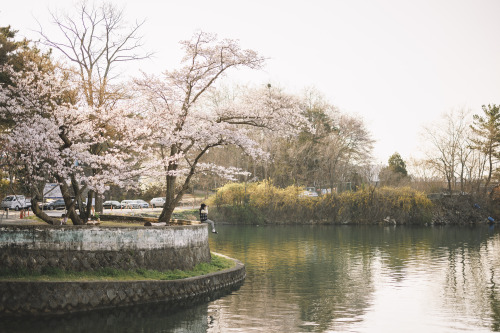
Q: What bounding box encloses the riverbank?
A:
[2,191,493,227]
[430,194,492,225]
[208,183,495,225]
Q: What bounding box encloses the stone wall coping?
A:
[0,224,208,251]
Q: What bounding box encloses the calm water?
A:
[3,225,500,332]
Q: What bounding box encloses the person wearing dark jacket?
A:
[199,203,217,233]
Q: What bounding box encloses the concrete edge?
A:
[0,254,245,317]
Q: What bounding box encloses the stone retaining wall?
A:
[0,256,246,316]
[0,225,211,272]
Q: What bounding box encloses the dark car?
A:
[103,200,121,209]
[43,199,66,210]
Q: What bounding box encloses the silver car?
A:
[134,200,149,208]
[121,200,139,209]
[150,197,166,208]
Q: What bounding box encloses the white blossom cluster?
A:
[0,31,310,215]
[0,63,149,194]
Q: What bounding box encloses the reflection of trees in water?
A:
[210,226,381,331]
[485,232,500,331]
[443,231,500,331]
[0,301,210,333]
[489,264,500,332]
[210,225,500,332]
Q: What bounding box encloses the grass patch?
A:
[99,221,145,227]
[172,209,198,220]
[0,254,235,282]
[19,215,46,224]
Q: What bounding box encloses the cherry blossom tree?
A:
[38,0,151,214]
[134,31,310,222]
[0,62,147,224]
[0,26,54,198]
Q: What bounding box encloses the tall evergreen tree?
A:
[470,104,500,190]
[388,152,408,177]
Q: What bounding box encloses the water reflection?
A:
[1,301,211,333]
[208,225,500,333]
[2,225,500,332]
[0,282,243,333]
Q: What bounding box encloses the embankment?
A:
[0,225,245,316]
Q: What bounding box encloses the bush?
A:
[210,182,433,225]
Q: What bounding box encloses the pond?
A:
[2,224,500,332]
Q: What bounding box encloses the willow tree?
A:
[134,31,309,223]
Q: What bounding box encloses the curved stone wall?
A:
[0,225,211,272]
[0,256,245,316]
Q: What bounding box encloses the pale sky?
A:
[2,0,500,163]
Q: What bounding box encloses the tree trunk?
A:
[485,150,493,193]
[95,193,103,214]
[30,198,59,225]
[159,201,176,223]
[158,144,213,222]
[159,173,184,222]
[56,175,85,225]
[86,190,94,221]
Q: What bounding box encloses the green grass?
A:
[172,209,198,220]
[0,254,235,282]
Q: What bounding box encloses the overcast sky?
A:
[2,0,500,163]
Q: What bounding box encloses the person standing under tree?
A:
[199,203,217,233]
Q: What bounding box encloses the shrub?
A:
[210,182,433,225]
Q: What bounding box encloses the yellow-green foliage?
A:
[211,182,247,206]
[212,181,312,210]
[377,186,432,212]
[211,182,433,224]
[0,178,11,199]
[328,186,433,223]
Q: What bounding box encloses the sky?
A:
[2,0,500,163]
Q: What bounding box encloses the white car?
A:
[299,190,318,198]
[150,197,166,208]
[1,195,30,210]
[121,200,139,209]
[103,200,121,209]
[134,200,149,208]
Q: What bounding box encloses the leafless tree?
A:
[422,108,471,194]
[320,113,374,191]
[39,1,151,108]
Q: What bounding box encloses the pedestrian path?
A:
[0,210,33,225]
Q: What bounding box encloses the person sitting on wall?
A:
[60,214,67,225]
[199,203,217,234]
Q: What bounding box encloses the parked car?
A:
[121,200,139,209]
[1,195,30,210]
[103,200,121,209]
[134,200,149,208]
[299,190,318,198]
[43,199,66,210]
[150,197,166,208]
